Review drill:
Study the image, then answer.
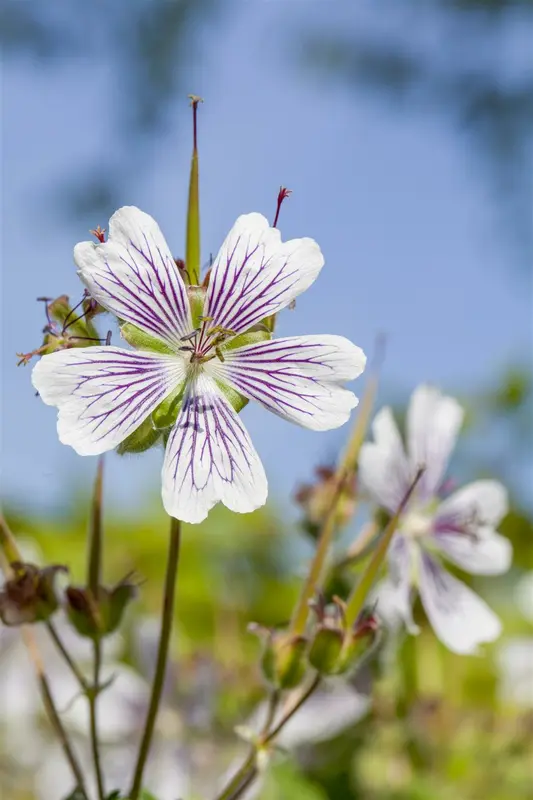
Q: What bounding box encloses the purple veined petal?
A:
[375,535,420,634]
[203,213,324,336]
[32,347,185,456]
[208,335,366,431]
[162,374,267,524]
[431,479,511,574]
[418,552,502,654]
[74,206,192,349]
[431,527,512,576]
[358,407,411,513]
[406,385,464,501]
[436,479,509,529]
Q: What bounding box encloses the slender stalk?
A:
[343,467,425,632]
[46,620,89,692]
[0,514,88,794]
[264,674,321,743]
[20,613,88,796]
[213,689,280,800]
[90,638,105,800]
[87,456,106,800]
[332,520,379,572]
[289,469,352,636]
[129,516,182,800]
[214,678,320,800]
[289,349,382,637]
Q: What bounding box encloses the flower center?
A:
[178,317,236,365]
[400,507,433,540]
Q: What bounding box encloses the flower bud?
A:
[260,631,308,689]
[308,625,344,675]
[65,576,137,639]
[295,465,357,537]
[0,562,66,626]
[336,613,380,674]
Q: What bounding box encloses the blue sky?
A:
[1,1,530,515]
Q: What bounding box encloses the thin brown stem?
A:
[129,516,182,800]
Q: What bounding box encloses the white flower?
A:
[359,384,512,655]
[497,638,533,708]
[32,207,366,524]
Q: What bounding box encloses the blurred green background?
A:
[1,1,532,798]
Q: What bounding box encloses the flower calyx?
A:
[249,623,309,690]
[65,573,138,640]
[308,594,379,675]
[0,561,67,626]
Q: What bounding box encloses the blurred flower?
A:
[516,571,533,624]
[497,638,533,708]
[32,206,366,523]
[359,385,512,654]
[295,465,357,534]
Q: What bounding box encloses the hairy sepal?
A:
[119,322,175,355]
[116,416,162,455]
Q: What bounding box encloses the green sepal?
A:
[151,382,186,430]
[116,416,162,455]
[308,626,344,675]
[215,379,249,413]
[119,322,175,355]
[223,326,271,352]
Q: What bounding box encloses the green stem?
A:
[214,679,321,800]
[343,467,425,632]
[289,357,381,638]
[90,638,105,800]
[39,672,89,796]
[213,689,280,800]
[87,456,106,800]
[264,674,321,744]
[46,621,89,692]
[129,516,182,800]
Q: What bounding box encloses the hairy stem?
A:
[129,516,182,799]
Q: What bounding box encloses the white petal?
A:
[358,407,411,512]
[407,384,464,499]
[418,553,502,654]
[432,529,512,575]
[436,480,509,528]
[162,374,267,524]
[209,335,365,431]
[32,347,184,456]
[375,536,420,633]
[74,206,192,349]
[204,213,324,335]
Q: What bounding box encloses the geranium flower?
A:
[359,385,512,654]
[32,207,365,523]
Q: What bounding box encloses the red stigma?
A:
[273,186,292,228]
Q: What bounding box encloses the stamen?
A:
[62,295,87,332]
[90,226,106,243]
